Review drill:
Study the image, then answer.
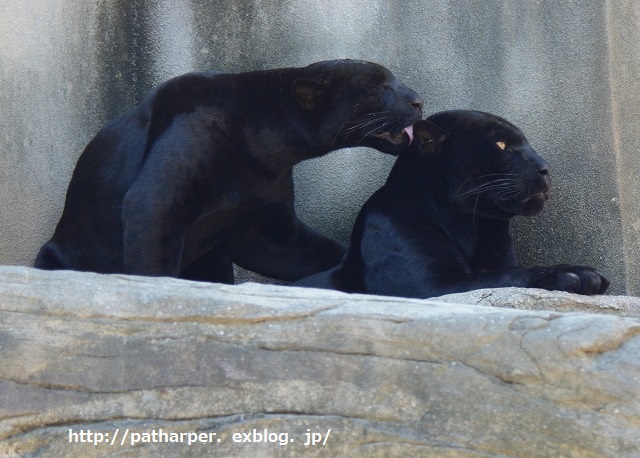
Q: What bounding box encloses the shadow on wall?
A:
[0,0,638,295]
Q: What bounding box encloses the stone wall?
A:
[1,1,640,295]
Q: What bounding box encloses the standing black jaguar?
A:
[35,60,423,283]
[295,110,609,297]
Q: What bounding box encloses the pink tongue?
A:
[403,125,414,145]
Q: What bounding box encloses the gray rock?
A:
[431,287,640,320]
[1,266,639,457]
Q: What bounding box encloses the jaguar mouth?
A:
[517,191,549,216]
[492,189,550,218]
[372,125,415,145]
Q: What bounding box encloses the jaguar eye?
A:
[496,141,507,150]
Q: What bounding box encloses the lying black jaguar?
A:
[295,110,609,297]
[35,60,423,283]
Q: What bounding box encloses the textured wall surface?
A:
[1,0,639,294]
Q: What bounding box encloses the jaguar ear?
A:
[291,78,325,111]
[413,120,446,155]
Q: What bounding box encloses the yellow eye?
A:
[496,141,507,150]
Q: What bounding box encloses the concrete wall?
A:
[1,0,638,295]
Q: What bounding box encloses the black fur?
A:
[295,110,609,297]
[35,60,423,282]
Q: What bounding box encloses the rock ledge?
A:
[1,267,639,457]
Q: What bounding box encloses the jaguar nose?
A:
[537,158,550,177]
[536,156,551,190]
[410,96,424,114]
